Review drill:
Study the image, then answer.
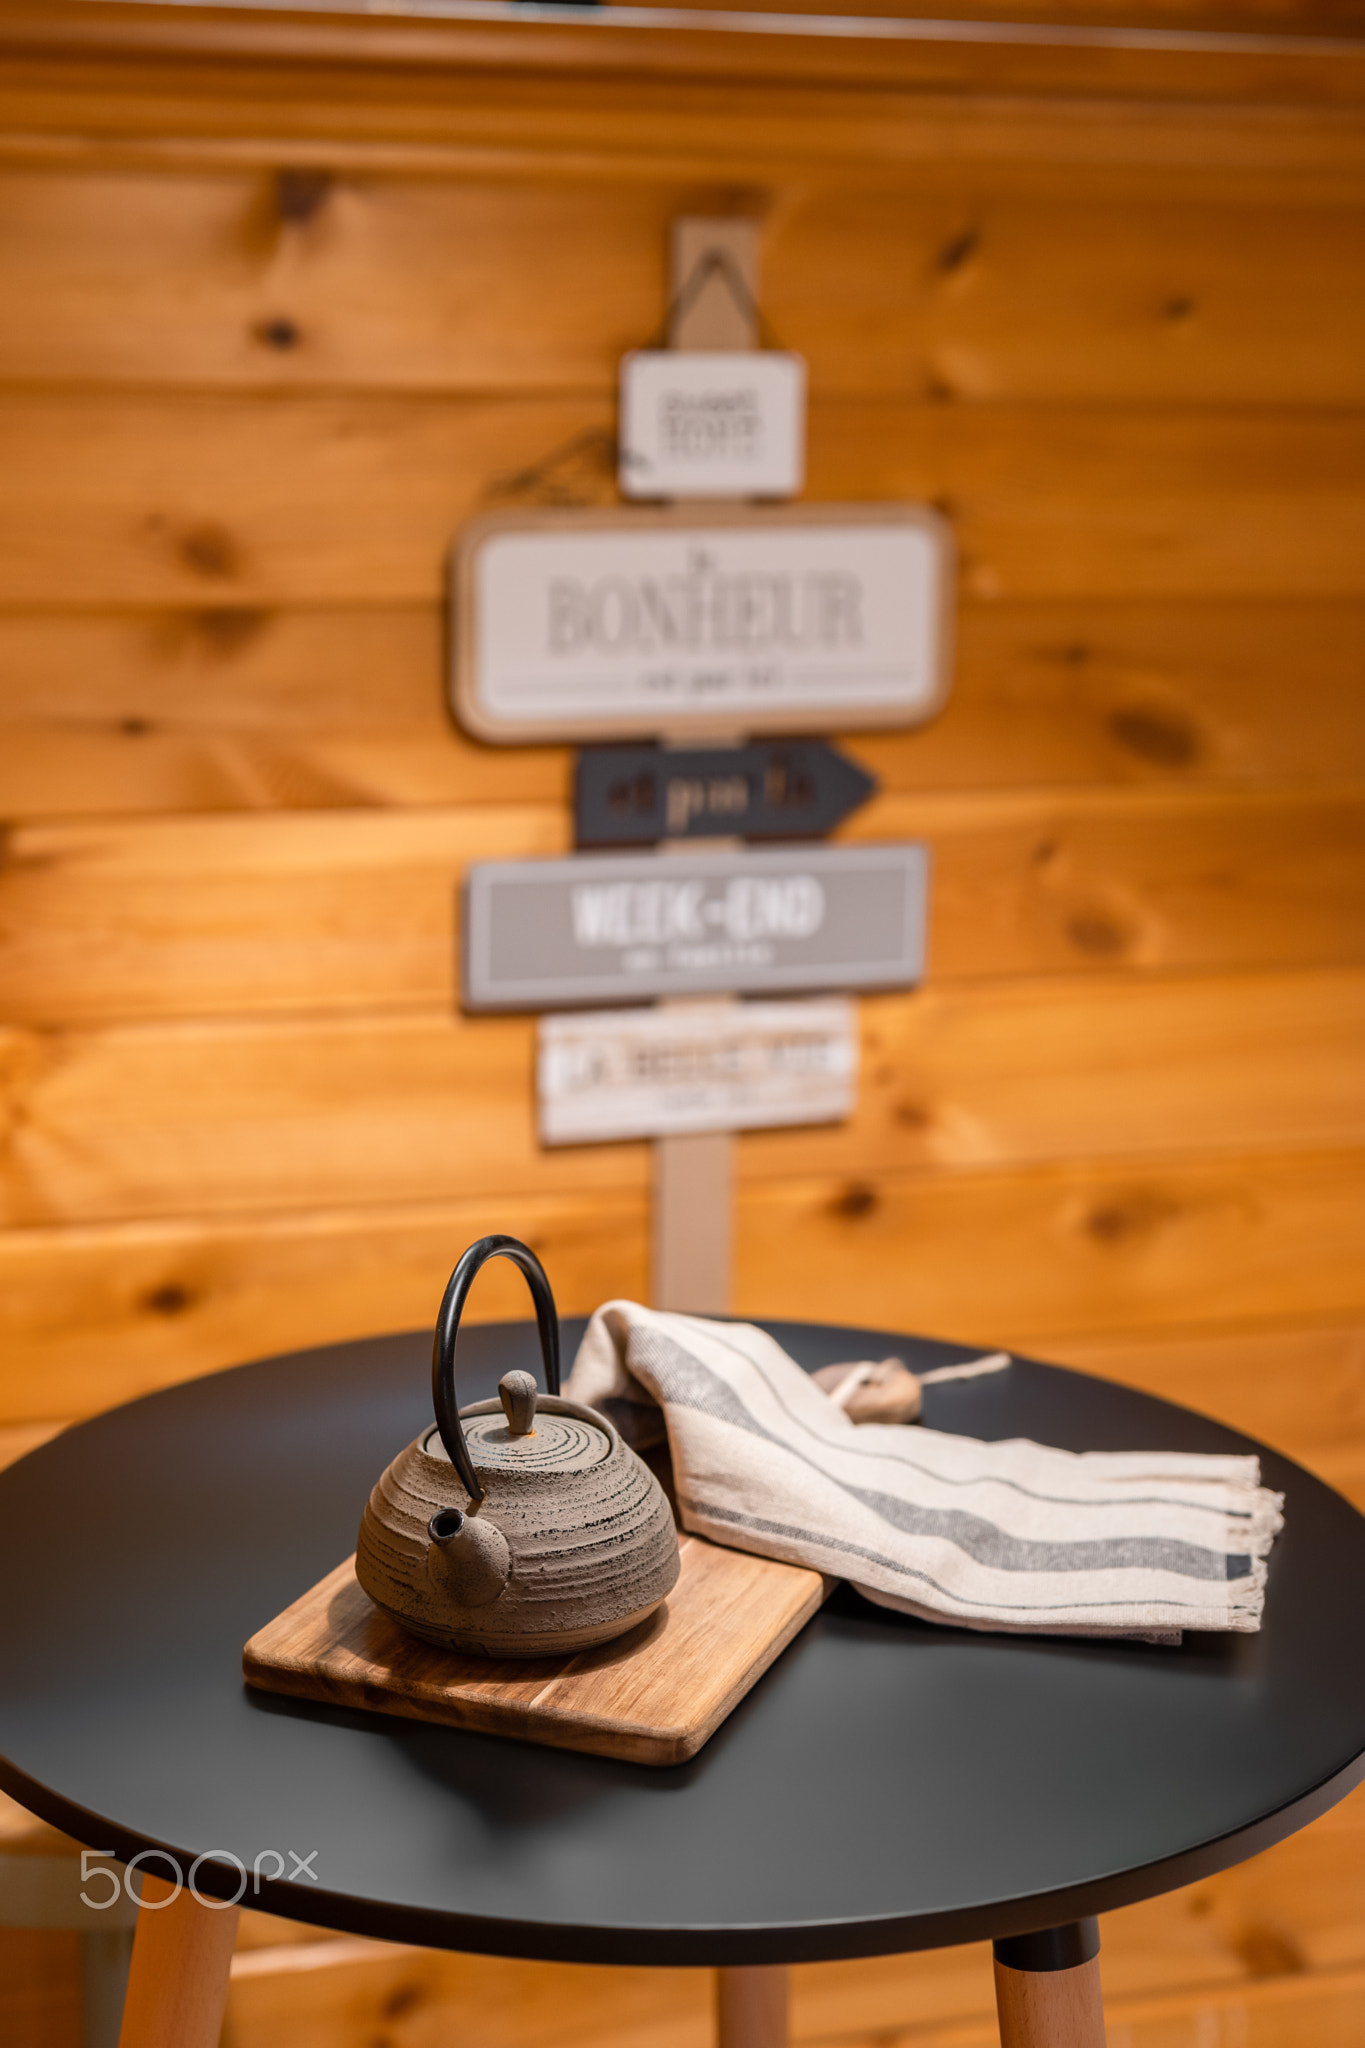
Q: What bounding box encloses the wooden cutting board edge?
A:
[243,1537,833,1766]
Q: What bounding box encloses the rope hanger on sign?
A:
[487,426,619,507]
[486,234,785,507]
[646,244,788,354]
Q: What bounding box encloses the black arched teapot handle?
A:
[431,1235,561,1507]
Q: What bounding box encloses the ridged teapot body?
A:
[357,1393,679,1657]
[354,1235,679,1659]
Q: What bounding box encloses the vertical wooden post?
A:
[116,1873,239,2048]
[993,1922,1107,2048]
[661,212,776,2029]
[716,1963,789,2048]
[651,216,760,1319]
[653,1126,734,1313]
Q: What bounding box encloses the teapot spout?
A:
[426,1507,510,1609]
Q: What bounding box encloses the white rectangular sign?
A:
[618,350,806,500]
[451,505,952,744]
[538,998,857,1145]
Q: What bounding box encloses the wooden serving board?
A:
[243,1536,830,1766]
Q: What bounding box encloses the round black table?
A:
[2,1319,1364,2048]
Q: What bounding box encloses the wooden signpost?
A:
[449,217,952,1314]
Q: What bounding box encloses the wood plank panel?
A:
[0,1009,643,1226]
[3,970,1361,1227]
[222,1938,709,2048]
[0,167,664,399]
[6,71,1365,207]
[1,1149,1360,1420]
[3,599,1363,821]
[0,1929,79,2048]
[0,605,569,815]
[731,1148,1365,1343]
[814,406,1365,606]
[1084,1968,1365,2048]
[3,166,1364,407]
[1038,1321,1365,1481]
[5,0,1365,111]
[0,1191,649,1422]
[859,599,1365,791]
[676,0,1365,26]
[873,784,1365,982]
[4,789,1363,1024]
[747,967,1365,1180]
[0,805,568,1025]
[775,189,1365,407]
[1,397,1363,608]
[0,393,607,609]
[860,1965,1365,2048]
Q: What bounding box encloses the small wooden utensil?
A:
[813,1352,1011,1425]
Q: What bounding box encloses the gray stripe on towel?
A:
[683,1499,1249,1613]
[636,1330,1239,1583]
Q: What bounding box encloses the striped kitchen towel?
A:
[565,1303,1284,1638]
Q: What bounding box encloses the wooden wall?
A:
[0,3,1363,2043]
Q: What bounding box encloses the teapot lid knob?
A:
[499,1371,538,1437]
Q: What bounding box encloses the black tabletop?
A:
[1,1319,1363,1967]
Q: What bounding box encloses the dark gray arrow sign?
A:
[575,740,877,848]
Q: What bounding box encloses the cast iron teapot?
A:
[355,1235,679,1657]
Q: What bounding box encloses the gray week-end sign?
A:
[462,844,929,1011]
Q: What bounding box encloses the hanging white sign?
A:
[451,504,953,744]
[618,350,806,500]
[538,997,857,1145]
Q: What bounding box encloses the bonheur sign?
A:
[451,505,952,744]
[538,998,857,1145]
[462,844,928,1011]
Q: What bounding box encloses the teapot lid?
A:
[422,1370,612,1478]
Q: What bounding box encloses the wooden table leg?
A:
[117,1872,240,2048]
[993,1921,1106,2047]
[81,1925,135,2048]
[716,1964,789,2048]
